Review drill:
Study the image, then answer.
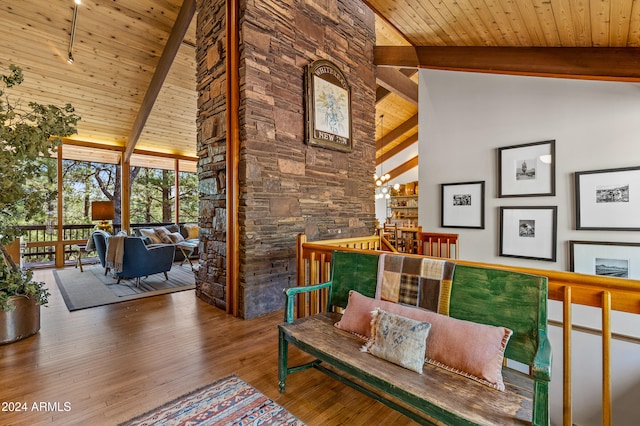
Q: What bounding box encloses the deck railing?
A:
[16,224,102,266]
[12,222,169,268]
[295,233,640,426]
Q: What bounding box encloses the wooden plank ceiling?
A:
[0,0,197,170]
[2,1,638,177]
[371,0,640,177]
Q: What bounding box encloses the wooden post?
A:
[602,291,612,426]
[226,0,240,317]
[296,233,307,287]
[174,158,180,224]
[120,153,131,233]
[55,148,64,268]
[3,239,21,265]
[563,286,572,426]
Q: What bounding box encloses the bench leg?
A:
[278,328,288,393]
[533,380,550,426]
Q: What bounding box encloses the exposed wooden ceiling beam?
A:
[376,67,418,104]
[124,0,196,162]
[132,148,198,162]
[375,86,391,103]
[376,114,418,150]
[387,156,418,181]
[62,138,124,152]
[376,132,418,166]
[376,69,418,103]
[62,138,198,161]
[374,46,640,82]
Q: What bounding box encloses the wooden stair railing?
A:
[296,234,392,318]
[417,232,459,258]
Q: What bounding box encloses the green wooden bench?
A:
[278,250,552,425]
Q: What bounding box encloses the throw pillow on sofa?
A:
[139,228,163,244]
[168,232,185,243]
[154,226,174,244]
[183,223,199,240]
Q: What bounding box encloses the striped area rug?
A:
[120,375,305,426]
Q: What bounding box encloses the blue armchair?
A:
[92,230,111,275]
[114,237,176,287]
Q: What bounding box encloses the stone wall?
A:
[195,0,228,311]
[197,0,377,318]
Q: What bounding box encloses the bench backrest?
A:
[328,250,548,367]
[449,264,547,366]
[329,251,380,308]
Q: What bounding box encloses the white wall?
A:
[419,69,640,425]
[375,145,419,224]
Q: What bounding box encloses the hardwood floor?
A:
[0,267,417,425]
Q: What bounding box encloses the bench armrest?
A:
[283,281,333,323]
[532,329,552,382]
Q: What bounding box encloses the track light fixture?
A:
[67,0,81,64]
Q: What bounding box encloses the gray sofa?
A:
[132,223,199,262]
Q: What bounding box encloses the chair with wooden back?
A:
[417,232,459,259]
[404,225,423,254]
[382,223,401,251]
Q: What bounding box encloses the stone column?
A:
[195,0,228,310]
[197,0,377,318]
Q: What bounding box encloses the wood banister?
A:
[417,232,459,258]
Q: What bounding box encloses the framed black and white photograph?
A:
[575,166,640,230]
[498,140,555,197]
[441,181,485,229]
[304,59,352,152]
[570,240,640,279]
[500,206,557,261]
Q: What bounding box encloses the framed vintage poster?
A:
[440,181,485,229]
[498,140,555,197]
[304,59,352,152]
[570,240,640,279]
[500,206,557,261]
[575,166,640,230]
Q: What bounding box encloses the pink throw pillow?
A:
[422,308,512,391]
[335,290,422,338]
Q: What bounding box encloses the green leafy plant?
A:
[0,262,50,311]
[0,64,80,310]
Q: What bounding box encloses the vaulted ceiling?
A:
[0,0,197,170]
[1,0,638,176]
[370,0,640,177]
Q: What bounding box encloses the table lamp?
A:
[92,201,115,232]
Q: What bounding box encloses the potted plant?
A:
[0,64,79,344]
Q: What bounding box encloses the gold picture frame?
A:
[305,59,352,152]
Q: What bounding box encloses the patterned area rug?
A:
[53,262,195,311]
[120,375,305,426]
